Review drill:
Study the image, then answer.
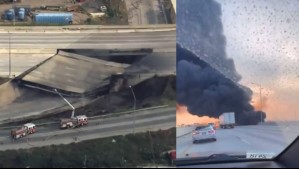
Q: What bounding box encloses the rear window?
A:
[195,126,210,130]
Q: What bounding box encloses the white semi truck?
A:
[219,112,235,129]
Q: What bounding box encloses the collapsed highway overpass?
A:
[0,49,175,125]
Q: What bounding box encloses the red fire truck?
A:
[60,115,88,129]
[11,123,37,139]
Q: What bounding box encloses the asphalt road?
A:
[0,31,175,50]
[0,53,55,77]
[0,107,175,151]
[126,0,164,25]
[0,31,175,77]
[176,124,299,159]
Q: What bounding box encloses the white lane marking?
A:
[65,66,75,71]
[236,136,251,145]
[241,139,251,145]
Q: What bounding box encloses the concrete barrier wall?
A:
[0,24,175,29]
[0,25,176,33]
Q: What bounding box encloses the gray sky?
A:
[215,0,299,120]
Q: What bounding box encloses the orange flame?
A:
[251,97,268,111]
[176,104,218,126]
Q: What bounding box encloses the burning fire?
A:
[250,97,268,111]
[176,104,219,126]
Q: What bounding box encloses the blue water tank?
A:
[5,9,15,20]
[33,13,73,25]
[18,8,25,20]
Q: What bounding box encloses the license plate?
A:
[202,132,206,135]
[246,153,275,159]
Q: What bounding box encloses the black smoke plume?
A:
[176,0,266,125]
[177,0,241,82]
[177,44,266,125]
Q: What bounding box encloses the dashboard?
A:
[176,136,299,168]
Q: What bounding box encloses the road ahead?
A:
[0,107,175,151]
[0,30,175,77]
[0,31,175,50]
[177,124,299,159]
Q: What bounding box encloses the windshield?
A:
[176,0,299,162]
[195,126,211,131]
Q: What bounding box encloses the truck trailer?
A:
[219,112,235,129]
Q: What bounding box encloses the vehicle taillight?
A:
[209,130,215,134]
[192,131,199,135]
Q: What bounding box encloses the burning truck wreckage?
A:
[0,49,175,139]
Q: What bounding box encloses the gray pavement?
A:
[0,107,175,151]
[0,31,175,77]
[125,52,176,74]
[21,51,130,94]
[177,124,299,159]
[0,83,91,124]
[0,31,175,49]
[126,0,165,25]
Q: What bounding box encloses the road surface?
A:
[0,53,55,77]
[177,124,299,159]
[0,31,175,77]
[0,81,93,125]
[126,0,165,25]
[0,107,175,151]
[0,31,175,50]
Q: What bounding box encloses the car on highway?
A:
[192,125,216,143]
[208,123,216,130]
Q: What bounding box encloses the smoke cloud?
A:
[177,44,266,125]
[176,0,266,125]
[177,0,241,82]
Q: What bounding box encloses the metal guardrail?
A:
[0,105,170,130]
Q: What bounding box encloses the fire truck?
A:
[60,115,88,129]
[53,89,88,130]
[11,123,37,139]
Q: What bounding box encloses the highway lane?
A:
[0,107,175,151]
[0,51,176,78]
[177,124,299,159]
[0,107,174,136]
[0,87,91,124]
[0,31,175,77]
[0,31,175,49]
[0,53,55,77]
